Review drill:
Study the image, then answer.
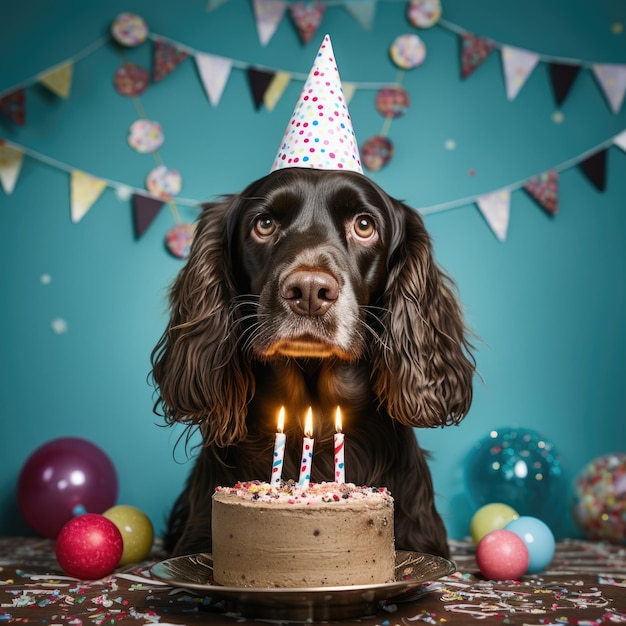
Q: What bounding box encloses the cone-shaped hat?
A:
[270,35,362,174]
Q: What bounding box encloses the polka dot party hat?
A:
[270,35,362,174]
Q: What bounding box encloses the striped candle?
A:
[334,406,345,484]
[270,407,286,486]
[298,407,314,489]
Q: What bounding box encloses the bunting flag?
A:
[592,63,626,114]
[345,1,376,30]
[70,170,107,223]
[252,0,287,46]
[195,53,233,106]
[263,71,291,111]
[133,193,165,238]
[549,62,581,107]
[289,2,326,44]
[206,0,229,10]
[614,129,626,152]
[578,150,607,192]
[342,81,357,104]
[153,41,189,82]
[476,189,511,242]
[247,67,275,110]
[38,63,74,98]
[501,46,540,101]
[0,89,26,125]
[460,33,494,79]
[524,170,559,215]
[0,142,24,194]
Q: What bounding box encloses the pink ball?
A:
[55,514,123,579]
[476,529,530,580]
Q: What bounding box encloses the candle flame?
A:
[335,406,342,433]
[304,407,313,438]
[277,406,285,433]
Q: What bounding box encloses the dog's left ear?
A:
[372,201,475,427]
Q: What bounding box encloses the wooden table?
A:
[1,537,624,624]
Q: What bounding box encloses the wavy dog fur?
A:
[151,168,475,558]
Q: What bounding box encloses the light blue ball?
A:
[505,516,555,574]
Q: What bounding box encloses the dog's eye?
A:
[353,215,376,240]
[253,215,276,238]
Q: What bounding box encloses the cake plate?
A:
[149,550,455,621]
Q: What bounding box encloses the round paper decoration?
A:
[111,13,148,47]
[375,86,410,119]
[113,63,150,97]
[360,136,394,172]
[146,165,182,199]
[166,223,196,259]
[128,120,164,153]
[389,34,426,70]
[407,0,442,28]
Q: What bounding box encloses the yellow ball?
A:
[103,504,154,565]
[470,503,519,544]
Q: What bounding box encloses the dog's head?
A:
[151,168,475,445]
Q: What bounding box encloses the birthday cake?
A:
[211,481,395,588]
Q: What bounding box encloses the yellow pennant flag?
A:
[39,62,74,98]
[0,142,24,194]
[342,81,357,105]
[264,71,291,112]
[70,170,107,223]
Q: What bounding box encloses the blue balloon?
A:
[465,427,566,526]
[505,516,556,574]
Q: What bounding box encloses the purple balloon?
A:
[17,437,118,538]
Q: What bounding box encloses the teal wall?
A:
[1,0,625,541]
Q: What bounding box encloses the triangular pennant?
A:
[153,41,189,82]
[524,170,559,215]
[195,52,233,106]
[247,67,275,110]
[252,0,287,46]
[132,194,165,238]
[345,0,376,30]
[290,2,326,44]
[0,89,26,125]
[342,81,357,105]
[592,63,626,114]
[549,62,581,107]
[578,150,607,192]
[614,129,626,152]
[206,0,229,10]
[501,45,540,100]
[460,33,494,79]
[38,62,74,98]
[0,141,24,194]
[263,71,291,111]
[70,170,107,223]
[476,189,511,242]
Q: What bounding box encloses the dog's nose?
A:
[281,270,339,316]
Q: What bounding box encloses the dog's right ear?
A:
[150,197,254,447]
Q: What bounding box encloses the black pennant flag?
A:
[247,67,275,110]
[132,194,165,239]
[578,150,607,192]
[549,63,581,106]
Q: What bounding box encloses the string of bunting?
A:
[1,2,626,247]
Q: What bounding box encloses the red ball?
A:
[55,514,123,579]
[476,529,530,580]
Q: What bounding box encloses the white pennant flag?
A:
[592,63,626,114]
[0,142,24,194]
[253,0,287,46]
[195,53,233,107]
[501,45,540,101]
[345,1,376,30]
[614,129,626,152]
[476,189,511,242]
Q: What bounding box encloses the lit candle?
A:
[271,407,286,486]
[298,407,314,489]
[334,406,345,484]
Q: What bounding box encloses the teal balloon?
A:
[465,428,565,526]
